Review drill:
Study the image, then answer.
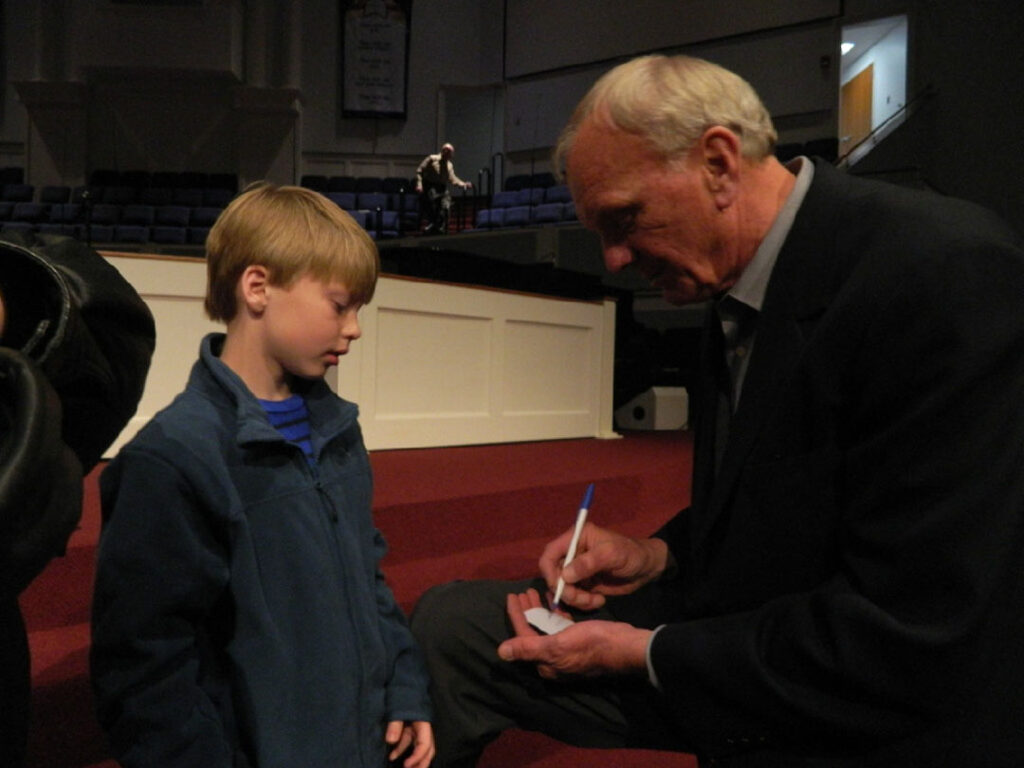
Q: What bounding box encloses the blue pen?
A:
[552,483,595,610]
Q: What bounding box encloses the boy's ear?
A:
[239,265,271,314]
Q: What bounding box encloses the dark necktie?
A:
[710,302,733,474]
[691,301,732,510]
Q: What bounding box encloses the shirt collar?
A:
[726,156,815,312]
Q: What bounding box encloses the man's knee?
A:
[411,582,459,640]
[411,578,535,658]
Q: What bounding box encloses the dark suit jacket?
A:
[644,161,1024,766]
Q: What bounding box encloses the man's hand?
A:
[497,588,652,679]
[385,719,435,768]
[539,522,669,610]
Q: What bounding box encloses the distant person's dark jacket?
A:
[0,232,155,597]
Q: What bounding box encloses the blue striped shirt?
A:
[260,395,314,464]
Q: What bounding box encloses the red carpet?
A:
[20,430,696,768]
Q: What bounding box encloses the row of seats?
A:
[473,201,578,230]
[89,169,239,191]
[1,200,409,245]
[1,219,215,246]
[301,171,560,198]
[301,175,416,195]
[471,183,577,230]
[324,190,419,218]
[1,183,235,209]
[502,172,557,191]
[1,201,226,245]
[491,185,571,208]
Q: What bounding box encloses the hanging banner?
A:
[341,0,412,118]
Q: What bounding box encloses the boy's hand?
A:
[386,719,435,768]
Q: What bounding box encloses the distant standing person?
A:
[416,143,472,234]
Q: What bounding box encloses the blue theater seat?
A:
[504,174,530,191]
[328,192,357,210]
[113,225,149,243]
[381,177,411,194]
[302,175,329,192]
[519,187,546,206]
[532,203,564,225]
[190,207,222,227]
[203,188,234,208]
[79,224,114,243]
[150,226,187,244]
[354,177,383,193]
[544,185,571,204]
[103,186,138,205]
[502,206,531,227]
[49,203,82,225]
[141,187,173,206]
[155,206,191,228]
[528,172,556,189]
[40,186,71,204]
[474,209,496,229]
[2,184,34,202]
[2,222,36,235]
[173,188,205,207]
[344,210,368,229]
[11,202,49,223]
[328,176,357,193]
[491,190,519,208]
[88,204,120,226]
[120,204,155,226]
[356,192,389,211]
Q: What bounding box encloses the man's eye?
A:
[602,209,639,240]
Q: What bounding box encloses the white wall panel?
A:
[102,255,618,456]
[374,308,493,417]
[102,254,220,455]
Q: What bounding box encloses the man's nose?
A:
[602,243,634,273]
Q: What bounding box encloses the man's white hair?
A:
[553,54,777,177]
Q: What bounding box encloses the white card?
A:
[524,607,575,635]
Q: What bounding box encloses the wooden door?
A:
[840,64,873,156]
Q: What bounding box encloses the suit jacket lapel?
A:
[690,160,848,551]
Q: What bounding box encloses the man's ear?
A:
[699,126,742,210]
[239,265,271,314]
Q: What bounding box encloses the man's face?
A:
[567,117,738,305]
[441,146,453,161]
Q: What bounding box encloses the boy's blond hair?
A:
[204,182,380,322]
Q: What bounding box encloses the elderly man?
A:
[415,142,472,234]
[412,54,1024,767]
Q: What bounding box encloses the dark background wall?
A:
[1,0,1020,231]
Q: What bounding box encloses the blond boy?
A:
[92,184,434,768]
